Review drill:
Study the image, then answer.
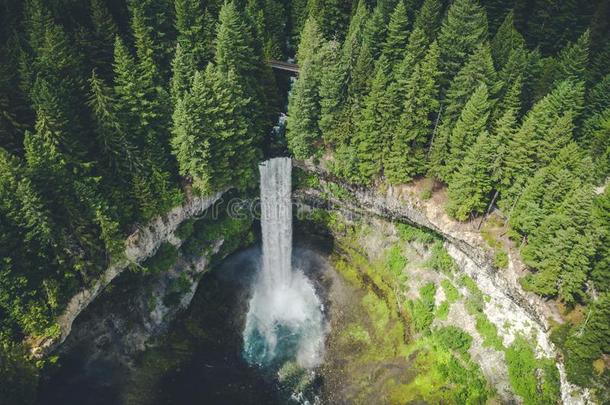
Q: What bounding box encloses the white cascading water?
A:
[243,158,326,369]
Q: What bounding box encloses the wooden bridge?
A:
[269,59,299,74]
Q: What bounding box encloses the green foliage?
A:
[434,325,473,354]
[505,337,560,405]
[163,273,192,307]
[426,242,457,274]
[385,245,407,276]
[142,243,179,274]
[437,0,489,87]
[0,340,39,405]
[409,282,437,332]
[174,219,195,241]
[494,250,508,269]
[441,279,460,303]
[396,223,436,245]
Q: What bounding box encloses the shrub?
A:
[396,223,436,245]
[175,219,195,240]
[436,301,450,320]
[163,273,192,307]
[441,279,460,303]
[142,242,178,274]
[505,337,560,405]
[494,250,508,269]
[426,242,457,274]
[386,245,408,276]
[434,326,473,354]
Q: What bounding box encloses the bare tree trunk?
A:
[427,104,443,158]
[478,190,499,230]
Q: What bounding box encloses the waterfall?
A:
[259,157,293,289]
[243,158,326,369]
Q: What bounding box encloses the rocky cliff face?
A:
[293,160,592,405]
[32,191,225,357]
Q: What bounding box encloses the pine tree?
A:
[319,40,345,145]
[286,58,322,160]
[89,0,119,79]
[170,43,197,103]
[591,188,610,291]
[386,41,440,183]
[437,0,489,88]
[442,43,498,129]
[381,1,410,68]
[491,11,526,69]
[362,0,396,59]
[87,71,138,180]
[215,0,272,139]
[175,0,211,68]
[413,0,442,42]
[353,57,393,182]
[447,131,496,220]
[510,143,592,237]
[521,186,595,303]
[447,83,491,175]
[171,70,214,193]
[296,17,324,63]
[500,80,585,206]
[554,29,590,84]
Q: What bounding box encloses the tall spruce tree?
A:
[286,58,322,160]
[447,83,491,175]
[446,130,496,220]
[413,0,442,42]
[386,41,440,183]
[381,1,410,68]
[437,0,488,88]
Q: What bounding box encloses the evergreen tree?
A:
[171,69,214,193]
[296,17,324,63]
[386,41,440,183]
[381,1,410,67]
[170,43,197,103]
[447,130,496,220]
[521,186,595,304]
[175,0,212,68]
[510,143,592,237]
[318,40,345,144]
[442,43,498,129]
[447,83,491,174]
[491,11,526,69]
[88,71,138,179]
[215,0,272,139]
[89,0,119,79]
[500,80,585,206]
[353,57,393,182]
[554,29,590,84]
[591,188,610,291]
[286,58,322,160]
[437,0,489,88]
[362,0,396,59]
[413,0,442,42]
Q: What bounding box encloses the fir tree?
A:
[521,186,595,304]
[296,17,324,63]
[437,0,489,88]
[170,43,197,103]
[386,41,440,183]
[171,70,214,194]
[591,188,610,291]
[413,0,442,42]
[89,0,119,79]
[286,58,322,160]
[446,131,496,221]
[442,43,498,129]
[447,83,491,175]
[491,11,526,69]
[353,57,393,182]
[553,29,590,85]
[381,1,410,67]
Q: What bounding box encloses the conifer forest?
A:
[0,0,609,404]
